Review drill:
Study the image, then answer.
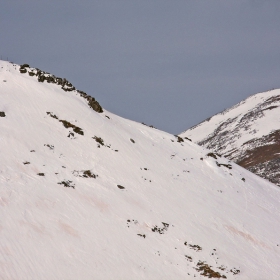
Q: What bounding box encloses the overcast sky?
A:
[1,1,280,134]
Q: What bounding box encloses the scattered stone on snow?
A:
[46,112,84,136]
[58,180,75,189]
[73,170,98,178]
[151,222,169,234]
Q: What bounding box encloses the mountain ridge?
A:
[1,60,280,279]
[180,88,280,186]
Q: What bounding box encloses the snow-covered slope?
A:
[180,89,280,187]
[1,61,280,280]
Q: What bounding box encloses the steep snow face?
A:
[180,89,280,186]
[1,61,280,280]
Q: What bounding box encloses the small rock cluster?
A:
[19,64,103,113]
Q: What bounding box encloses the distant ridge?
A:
[180,89,280,186]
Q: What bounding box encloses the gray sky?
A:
[1,1,280,134]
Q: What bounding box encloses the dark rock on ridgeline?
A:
[77,90,103,113]
[19,64,29,73]
[0,112,6,117]
[19,64,103,113]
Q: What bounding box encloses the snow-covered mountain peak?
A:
[181,89,280,186]
[1,61,280,279]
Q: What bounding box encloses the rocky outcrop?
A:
[19,64,103,113]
